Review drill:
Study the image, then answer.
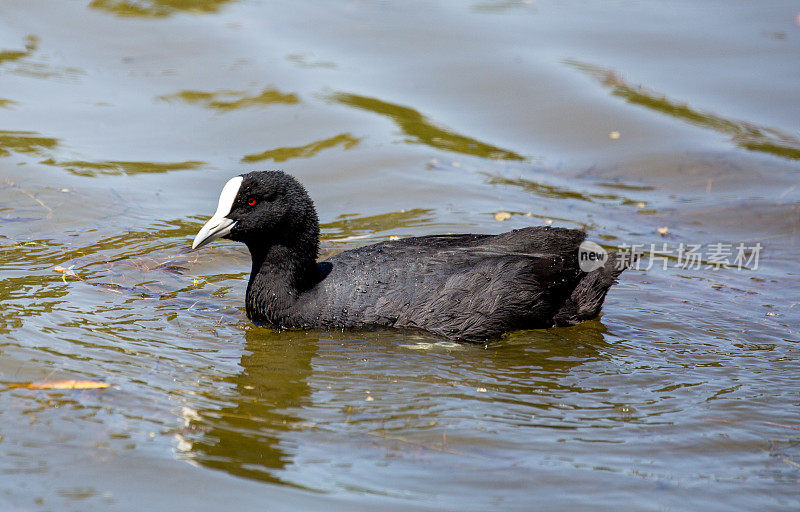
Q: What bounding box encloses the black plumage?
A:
[192,171,627,342]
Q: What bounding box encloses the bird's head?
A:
[192,171,319,258]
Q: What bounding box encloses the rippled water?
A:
[1,1,799,510]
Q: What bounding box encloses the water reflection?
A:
[0,35,37,66]
[286,54,337,70]
[159,88,299,112]
[0,129,203,174]
[570,61,800,160]
[471,1,534,13]
[88,0,235,18]
[177,329,316,486]
[242,133,359,164]
[331,93,525,161]
[0,217,225,334]
[1,35,82,81]
[0,130,59,158]
[41,159,205,176]
[176,324,609,488]
[470,323,612,426]
[320,208,435,241]
[485,173,642,206]
[0,275,69,334]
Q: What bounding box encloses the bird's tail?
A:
[553,252,629,326]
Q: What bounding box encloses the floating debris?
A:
[11,380,111,390]
[53,264,82,282]
[494,211,511,222]
[53,265,77,276]
[609,131,620,139]
[657,226,669,236]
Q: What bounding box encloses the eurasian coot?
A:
[192,171,626,341]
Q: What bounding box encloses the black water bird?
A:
[192,171,627,342]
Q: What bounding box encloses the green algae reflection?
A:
[242,133,360,163]
[332,93,524,161]
[89,0,235,17]
[159,88,299,112]
[569,60,800,161]
[0,36,38,66]
[1,35,82,80]
[0,129,204,175]
[0,130,59,158]
[484,174,643,206]
[41,159,205,176]
[320,208,435,241]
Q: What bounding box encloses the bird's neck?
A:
[244,241,319,325]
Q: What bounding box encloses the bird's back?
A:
[290,227,595,341]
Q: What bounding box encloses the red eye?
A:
[247,197,257,206]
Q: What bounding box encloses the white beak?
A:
[192,176,243,250]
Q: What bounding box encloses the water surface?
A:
[1,1,799,510]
